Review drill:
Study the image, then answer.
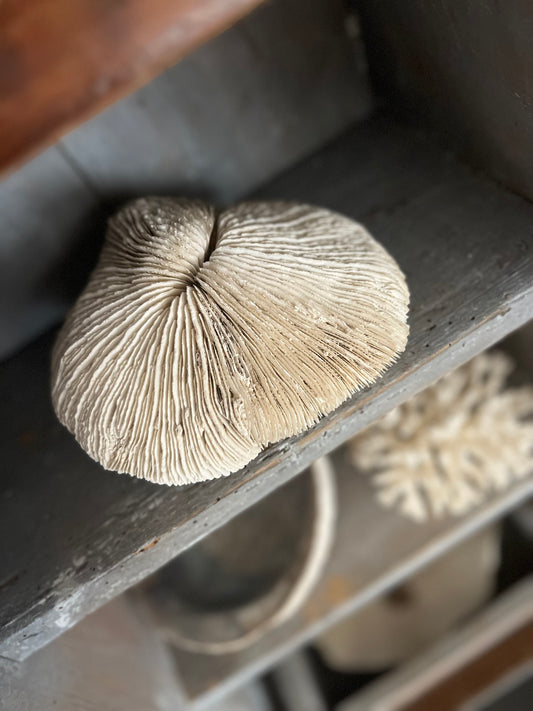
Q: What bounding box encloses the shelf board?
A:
[169,450,533,706]
[339,576,533,711]
[0,0,263,175]
[1,115,533,661]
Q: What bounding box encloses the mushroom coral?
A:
[51,198,409,485]
[350,351,533,522]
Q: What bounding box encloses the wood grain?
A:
[59,0,371,204]
[1,115,532,662]
[0,0,370,360]
[0,0,263,175]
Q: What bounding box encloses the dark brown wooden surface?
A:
[0,598,187,711]
[0,0,263,175]
[1,115,532,662]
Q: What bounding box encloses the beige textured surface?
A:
[51,197,409,485]
[351,352,533,521]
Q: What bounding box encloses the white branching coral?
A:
[350,352,533,522]
[52,197,409,485]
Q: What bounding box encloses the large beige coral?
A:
[350,352,533,522]
[52,197,409,485]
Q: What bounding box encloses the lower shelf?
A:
[169,448,533,706]
[340,576,533,711]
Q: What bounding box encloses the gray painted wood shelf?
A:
[168,450,533,707]
[1,115,532,662]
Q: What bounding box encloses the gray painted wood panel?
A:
[0,148,98,359]
[358,0,533,203]
[59,0,371,204]
[269,651,328,711]
[0,597,185,711]
[1,115,532,662]
[340,577,533,711]
[0,596,272,711]
[169,449,532,705]
[0,0,370,361]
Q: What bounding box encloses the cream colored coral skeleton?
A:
[52,197,409,485]
[350,352,533,522]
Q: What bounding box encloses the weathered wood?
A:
[358,0,533,203]
[169,450,533,704]
[340,578,533,711]
[0,597,186,711]
[59,0,370,204]
[0,596,272,711]
[1,115,533,661]
[0,146,99,359]
[0,0,263,175]
[0,0,370,359]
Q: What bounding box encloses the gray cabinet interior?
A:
[1,0,532,708]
